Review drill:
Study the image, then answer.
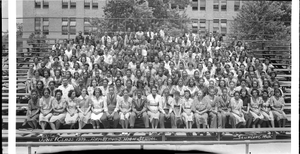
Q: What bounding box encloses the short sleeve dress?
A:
[39,96,54,124]
[65,98,79,124]
[192,97,209,125]
[270,96,287,120]
[49,98,67,123]
[229,97,246,125]
[25,99,40,123]
[249,97,264,121]
[181,98,194,123]
[118,97,133,120]
[261,98,274,121]
[78,95,92,124]
[90,96,105,121]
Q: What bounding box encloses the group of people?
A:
[23,27,288,137]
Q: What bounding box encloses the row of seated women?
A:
[24,80,288,137]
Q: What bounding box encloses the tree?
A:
[230,1,291,42]
[89,0,190,37]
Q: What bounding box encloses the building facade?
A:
[22,0,242,40]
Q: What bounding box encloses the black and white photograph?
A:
[1,0,299,154]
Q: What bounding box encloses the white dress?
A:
[90,96,105,121]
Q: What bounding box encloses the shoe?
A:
[37,134,43,137]
[203,132,207,136]
[102,133,108,136]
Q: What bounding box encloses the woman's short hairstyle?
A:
[55,89,63,96]
[42,87,51,96]
[239,88,249,96]
[93,88,103,96]
[68,89,76,98]
[31,89,38,95]
[274,88,282,96]
[251,89,259,96]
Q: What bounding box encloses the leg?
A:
[159,113,165,128]
[113,112,120,128]
[49,122,56,130]
[170,113,176,128]
[154,119,159,129]
[129,112,136,128]
[217,112,222,128]
[229,114,236,128]
[95,120,100,129]
[142,112,149,128]
[100,113,108,128]
[27,121,34,129]
[91,120,96,129]
[209,112,217,128]
[32,120,38,129]
[55,120,61,130]
[221,113,226,128]
[120,120,125,129]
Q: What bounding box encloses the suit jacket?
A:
[132,97,147,113]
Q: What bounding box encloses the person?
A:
[249,89,264,129]
[118,89,132,135]
[57,78,74,101]
[23,90,40,131]
[65,90,80,131]
[90,88,106,132]
[38,88,54,137]
[240,89,253,128]
[49,89,67,135]
[181,90,194,136]
[146,86,161,135]
[218,88,235,130]
[171,91,183,136]
[101,86,120,132]
[75,31,85,44]
[270,88,287,133]
[77,88,92,135]
[203,87,222,133]
[192,90,209,136]
[130,89,149,135]
[260,90,274,130]
[229,91,246,131]
[159,88,174,132]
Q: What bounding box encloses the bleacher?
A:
[1,40,292,131]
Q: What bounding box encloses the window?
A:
[192,0,198,11]
[69,18,76,35]
[213,0,219,11]
[43,0,49,8]
[200,0,206,10]
[62,0,68,9]
[35,18,41,32]
[213,19,219,33]
[92,0,98,9]
[35,0,41,8]
[70,0,76,9]
[84,0,91,9]
[62,18,69,35]
[234,0,240,11]
[221,0,227,11]
[220,19,227,35]
[42,18,49,35]
[200,19,206,33]
[178,4,184,10]
[192,19,198,33]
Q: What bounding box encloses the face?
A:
[234,92,239,99]
[56,91,62,99]
[44,89,50,97]
[198,90,203,97]
[252,90,258,97]
[184,91,190,98]
[37,81,43,88]
[151,88,157,95]
[63,79,68,86]
[123,90,129,97]
[103,80,108,86]
[31,91,38,99]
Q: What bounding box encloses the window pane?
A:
[69,26,76,35]
[62,26,68,35]
[200,0,205,10]
[84,0,91,9]
[43,0,49,8]
[234,0,240,11]
[70,1,76,9]
[213,0,219,11]
[35,0,41,8]
[43,26,49,35]
[62,1,68,9]
[92,1,98,9]
[84,26,91,35]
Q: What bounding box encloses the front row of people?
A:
[24,83,288,136]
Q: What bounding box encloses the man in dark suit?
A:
[75,31,84,44]
[129,89,149,135]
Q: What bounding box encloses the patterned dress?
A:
[229,97,246,124]
[49,98,67,123]
[261,98,274,121]
[118,97,132,120]
[181,98,194,123]
[78,95,92,124]
[65,98,79,124]
[39,96,54,124]
[25,99,40,123]
[192,97,209,125]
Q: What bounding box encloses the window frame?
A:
[213,0,219,11]
[220,0,227,11]
[200,0,206,11]
[43,0,49,8]
[92,0,98,9]
[70,0,76,9]
[34,0,42,8]
[62,0,68,9]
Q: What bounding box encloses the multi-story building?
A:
[22,0,242,41]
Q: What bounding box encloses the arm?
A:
[159,99,166,114]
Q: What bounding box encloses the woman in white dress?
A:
[270,88,288,132]
[118,89,133,135]
[38,88,54,136]
[181,90,194,136]
[90,88,105,130]
[229,91,246,128]
[49,89,67,132]
[147,86,161,133]
[260,90,274,129]
[249,89,264,128]
[65,90,80,129]
[77,88,92,133]
[174,78,185,97]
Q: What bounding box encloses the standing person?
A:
[270,88,287,133]
[249,89,264,128]
[65,90,80,131]
[192,90,209,136]
[90,88,105,133]
[130,89,149,135]
[118,89,133,135]
[77,88,92,134]
[49,89,66,135]
[171,91,183,136]
[260,90,275,129]
[38,88,54,137]
[159,88,174,132]
[23,90,40,130]
[240,89,253,128]
[146,86,161,135]
[229,91,246,130]
[181,90,194,136]
[101,86,120,132]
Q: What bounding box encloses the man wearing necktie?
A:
[130,89,149,135]
[101,86,120,132]
[159,88,174,131]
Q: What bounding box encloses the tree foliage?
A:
[90,0,190,37]
[230,1,291,41]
